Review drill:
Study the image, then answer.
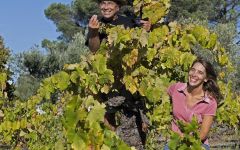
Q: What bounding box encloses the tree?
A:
[0,36,13,99]
[12,33,89,100]
[44,0,98,41]
[167,0,240,24]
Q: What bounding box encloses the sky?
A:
[0,0,70,54]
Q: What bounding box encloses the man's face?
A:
[99,1,119,19]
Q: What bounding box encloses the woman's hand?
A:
[200,115,214,141]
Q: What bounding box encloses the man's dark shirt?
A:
[86,15,135,45]
[98,15,135,41]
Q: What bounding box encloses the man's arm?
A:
[88,29,100,52]
[88,15,101,52]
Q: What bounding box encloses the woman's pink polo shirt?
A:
[167,82,217,145]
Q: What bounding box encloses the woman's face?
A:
[99,1,119,19]
[188,62,207,88]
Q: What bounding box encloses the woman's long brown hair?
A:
[191,58,222,103]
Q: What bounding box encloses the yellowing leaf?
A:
[101,84,111,94]
[64,64,80,70]
[139,29,148,47]
[20,130,27,136]
[219,72,225,79]
[142,2,168,24]
[218,54,229,65]
[122,49,138,68]
[123,75,138,94]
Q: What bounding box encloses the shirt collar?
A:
[177,83,211,103]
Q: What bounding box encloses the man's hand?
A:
[89,15,100,31]
[140,20,151,32]
[88,15,101,52]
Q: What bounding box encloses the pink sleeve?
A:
[167,83,176,96]
[203,99,217,116]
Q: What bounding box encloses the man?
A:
[87,1,150,149]
[87,0,151,52]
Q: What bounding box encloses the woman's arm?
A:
[199,115,214,141]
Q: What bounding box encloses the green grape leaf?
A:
[52,71,70,91]
[86,103,106,125]
[160,47,181,68]
[92,54,107,74]
[70,71,79,83]
[55,139,65,150]
[12,121,21,130]
[168,132,181,150]
[71,136,86,150]
[146,48,157,62]
[98,69,114,85]
[180,52,196,71]
[191,25,209,47]
[76,68,87,80]
[86,73,99,94]
[207,33,217,49]
[145,87,161,103]
[101,144,111,150]
[77,108,88,121]
[138,78,149,96]
[20,118,27,128]
[180,34,196,51]
[148,25,169,47]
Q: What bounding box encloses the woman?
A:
[165,58,222,150]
